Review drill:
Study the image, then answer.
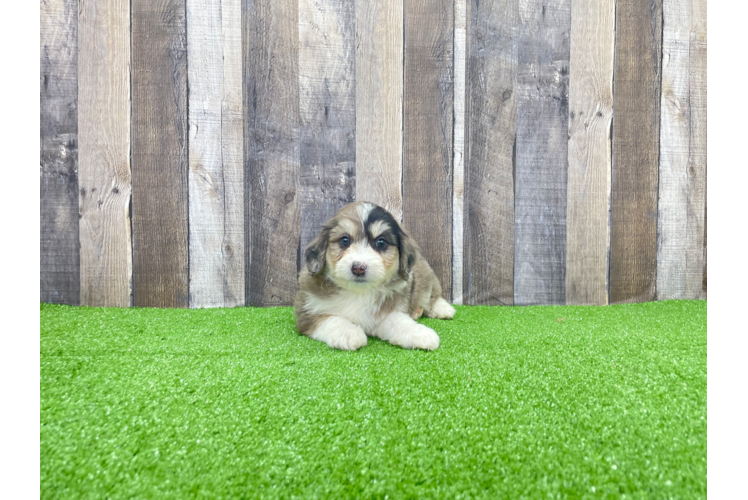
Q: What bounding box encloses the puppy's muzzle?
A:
[351,262,367,277]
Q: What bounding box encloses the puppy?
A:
[294,201,455,351]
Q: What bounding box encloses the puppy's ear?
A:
[398,228,418,279]
[304,228,329,275]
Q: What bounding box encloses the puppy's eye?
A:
[339,236,351,248]
[375,238,387,250]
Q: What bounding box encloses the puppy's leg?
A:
[414,265,454,320]
[309,316,368,351]
[424,297,455,320]
[372,312,440,350]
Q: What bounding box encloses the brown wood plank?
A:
[244,0,300,306]
[187,0,244,308]
[78,0,132,307]
[40,0,80,305]
[403,0,453,302]
[565,0,614,305]
[463,0,517,306]
[298,0,356,254]
[514,0,571,306]
[131,0,189,308]
[355,0,403,221]
[610,0,662,304]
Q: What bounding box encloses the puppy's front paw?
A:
[330,327,368,351]
[311,316,368,351]
[402,324,440,351]
[373,312,440,351]
[425,297,455,320]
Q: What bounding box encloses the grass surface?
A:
[41,300,706,499]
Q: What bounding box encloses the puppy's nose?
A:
[351,262,367,277]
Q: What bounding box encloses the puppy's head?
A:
[304,202,417,290]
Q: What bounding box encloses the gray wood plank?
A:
[690,0,707,300]
[463,0,517,306]
[355,0,403,221]
[610,0,662,304]
[131,0,189,308]
[656,0,706,300]
[452,0,466,305]
[514,0,571,306]
[187,0,244,308]
[565,0,614,305]
[40,0,80,305]
[403,0,453,302]
[244,0,301,306]
[78,0,132,307]
[298,0,356,254]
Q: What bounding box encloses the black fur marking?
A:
[305,227,330,274]
[365,207,400,239]
[365,205,415,278]
[365,205,402,248]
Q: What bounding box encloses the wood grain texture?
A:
[463,0,517,306]
[514,0,570,306]
[656,0,708,303]
[565,0,614,305]
[690,0,707,300]
[244,0,301,306]
[298,0,356,254]
[78,0,132,307]
[131,0,189,308]
[188,0,244,308]
[610,0,662,304]
[452,0,466,305]
[403,0,453,302]
[355,0,403,221]
[40,0,80,305]
[656,0,690,301]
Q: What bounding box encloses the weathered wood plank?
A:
[463,0,517,306]
[355,0,403,221]
[403,0,453,302]
[244,0,301,306]
[40,0,79,305]
[452,0,466,305]
[77,0,132,307]
[657,0,698,300]
[610,0,662,304]
[188,0,244,308]
[690,0,707,300]
[514,0,570,306]
[298,0,356,254]
[565,0,614,305]
[131,0,189,308]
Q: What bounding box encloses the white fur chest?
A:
[304,289,395,333]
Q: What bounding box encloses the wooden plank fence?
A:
[41,0,79,306]
[78,0,132,307]
[40,0,707,308]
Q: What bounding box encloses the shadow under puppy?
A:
[294,201,455,351]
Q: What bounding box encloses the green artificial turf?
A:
[41,300,706,499]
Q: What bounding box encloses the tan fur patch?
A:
[295,312,331,336]
[330,217,360,240]
[326,215,363,267]
[367,220,390,239]
[381,246,399,278]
